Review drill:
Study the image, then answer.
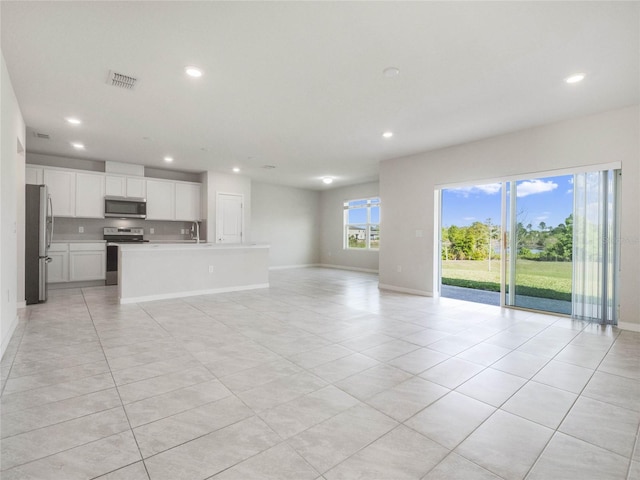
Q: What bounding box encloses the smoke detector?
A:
[107,70,138,89]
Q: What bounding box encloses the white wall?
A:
[1,53,26,358]
[251,182,321,268]
[319,181,379,272]
[379,106,640,329]
[205,171,251,244]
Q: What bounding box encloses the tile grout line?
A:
[79,288,152,480]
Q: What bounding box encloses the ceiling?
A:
[1,2,638,190]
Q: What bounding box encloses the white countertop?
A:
[52,239,106,243]
[118,242,269,251]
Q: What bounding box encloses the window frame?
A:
[343,197,380,251]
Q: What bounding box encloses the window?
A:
[344,197,380,250]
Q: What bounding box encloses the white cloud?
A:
[516,179,558,197]
[463,216,476,221]
[448,183,501,197]
[568,177,574,185]
[566,189,573,194]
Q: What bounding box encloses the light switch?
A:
[79,226,84,233]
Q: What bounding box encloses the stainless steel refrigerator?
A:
[25,184,53,304]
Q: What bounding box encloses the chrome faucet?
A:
[190,221,200,244]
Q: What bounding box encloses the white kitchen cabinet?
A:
[26,166,43,185]
[69,243,106,281]
[175,183,201,221]
[47,243,69,283]
[105,175,126,197]
[126,177,146,198]
[146,179,175,220]
[75,172,105,218]
[105,175,146,198]
[43,169,76,217]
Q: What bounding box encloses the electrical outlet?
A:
[150,228,154,234]
[78,226,84,233]
[208,265,214,273]
[397,265,402,273]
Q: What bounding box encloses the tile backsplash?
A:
[52,217,204,242]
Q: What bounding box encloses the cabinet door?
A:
[69,250,106,281]
[44,169,76,217]
[76,172,105,218]
[26,166,43,185]
[146,179,175,220]
[105,175,126,197]
[175,183,201,221]
[47,251,69,283]
[126,177,146,198]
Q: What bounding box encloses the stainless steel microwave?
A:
[104,196,147,219]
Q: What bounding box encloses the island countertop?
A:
[118,242,269,251]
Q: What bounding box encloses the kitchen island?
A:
[117,242,269,304]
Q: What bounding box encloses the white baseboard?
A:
[269,264,321,271]
[119,283,270,304]
[318,263,379,274]
[1,314,19,361]
[617,321,640,333]
[378,283,433,297]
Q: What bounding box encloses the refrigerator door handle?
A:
[47,195,54,248]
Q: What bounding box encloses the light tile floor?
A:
[1,268,639,480]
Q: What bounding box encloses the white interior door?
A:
[216,193,243,243]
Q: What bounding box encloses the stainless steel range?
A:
[104,227,148,285]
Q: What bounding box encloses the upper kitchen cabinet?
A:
[43,169,76,217]
[145,179,175,220]
[75,172,105,218]
[175,182,201,221]
[105,175,146,198]
[127,177,146,198]
[25,166,43,185]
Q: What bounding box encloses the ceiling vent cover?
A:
[33,132,50,140]
[107,70,137,89]
[261,165,276,169]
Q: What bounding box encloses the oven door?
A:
[106,244,119,285]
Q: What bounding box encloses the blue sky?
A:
[442,175,574,229]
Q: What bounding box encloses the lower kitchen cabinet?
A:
[48,242,106,283]
[47,243,69,283]
[70,243,106,281]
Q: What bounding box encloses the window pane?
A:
[348,199,368,207]
[347,225,367,248]
[348,208,367,224]
[370,225,380,249]
[370,205,380,223]
[370,198,380,205]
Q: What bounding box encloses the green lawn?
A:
[442,259,572,301]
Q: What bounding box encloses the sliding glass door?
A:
[503,174,574,315]
[439,167,620,323]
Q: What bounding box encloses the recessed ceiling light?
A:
[185,66,203,78]
[232,167,240,173]
[565,73,585,84]
[71,142,85,150]
[383,67,400,77]
[66,117,82,125]
[164,156,174,163]
[322,177,334,185]
[382,131,394,138]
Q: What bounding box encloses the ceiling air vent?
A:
[107,70,137,90]
[33,132,50,140]
[261,165,276,170]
